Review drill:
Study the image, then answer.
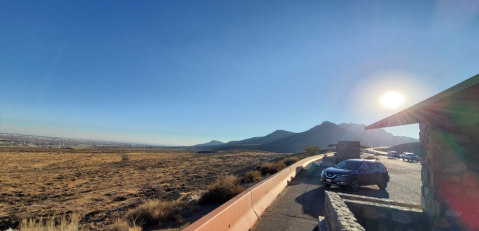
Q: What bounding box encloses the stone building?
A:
[365,74,479,231]
[336,141,360,163]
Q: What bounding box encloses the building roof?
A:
[365,73,479,130]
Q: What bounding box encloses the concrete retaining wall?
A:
[183,155,324,231]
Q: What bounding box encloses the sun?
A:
[380,91,404,108]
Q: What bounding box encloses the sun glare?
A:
[380,91,404,108]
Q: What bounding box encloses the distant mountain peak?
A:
[271,129,290,134]
[193,140,224,147]
[321,121,336,125]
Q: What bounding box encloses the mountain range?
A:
[192,121,418,153]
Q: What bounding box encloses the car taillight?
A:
[385,167,388,171]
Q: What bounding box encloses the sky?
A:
[1,0,478,146]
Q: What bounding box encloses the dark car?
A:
[387,151,400,159]
[321,159,389,191]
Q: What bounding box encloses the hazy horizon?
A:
[1,0,478,145]
[2,121,419,146]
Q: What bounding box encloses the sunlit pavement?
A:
[357,153,421,203]
[251,155,422,230]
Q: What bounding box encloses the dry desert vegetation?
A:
[0,147,290,230]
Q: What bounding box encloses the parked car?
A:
[321,159,390,191]
[402,152,419,162]
[387,151,400,159]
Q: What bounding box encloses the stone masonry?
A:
[323,192,426,231]
[420,121,479,230]
[336,141,360,164]
[324,191,365,231]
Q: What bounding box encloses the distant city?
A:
[0,133,160,148]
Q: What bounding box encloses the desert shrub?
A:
[242,171,261,183]
[199,175,245,205]
[304,145,320,156]
[126,199,196,228]
[282,156,300,166]
[121,154,130,162]
[365,156,379,160]
[18,214,81,231]
[259,161,287,175]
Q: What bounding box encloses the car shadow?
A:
[326,185,390,199]
[294,184,328,217]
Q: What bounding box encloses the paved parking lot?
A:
[251,154,422,231]
[334,153,422,203]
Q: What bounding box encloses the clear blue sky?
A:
[1,0,478,145]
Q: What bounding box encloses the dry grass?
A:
[18,214,81,231]
[106,219,142,231]
[365,156,379,160]
[242,171,261,183]
[199,175,245,205]
[0,147,285,230]
[258,161,287,175]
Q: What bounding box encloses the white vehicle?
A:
[402,152,419,162]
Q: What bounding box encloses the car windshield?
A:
[406,154,415,156]
[334,161,362,170]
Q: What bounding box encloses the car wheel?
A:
[324,184,331,188]
[349,178,360,192]
[378,177,388,189]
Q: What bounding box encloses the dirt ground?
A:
[0,147,287,230]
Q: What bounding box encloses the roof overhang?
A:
[366,73,479,130]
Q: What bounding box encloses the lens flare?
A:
[380,91,404,108]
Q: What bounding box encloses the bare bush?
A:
[199,175,245,205]
[282,156,300,166]
[242,171,261,183]
[304,145,320,156]
[259,161,287,175]
[125,199,197,228]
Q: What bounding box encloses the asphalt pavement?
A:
[359,152,421,203]
[251,154,422,231]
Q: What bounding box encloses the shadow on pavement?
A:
[327,186,390,199]
[295,185,327,217]
[292,166,328,217]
